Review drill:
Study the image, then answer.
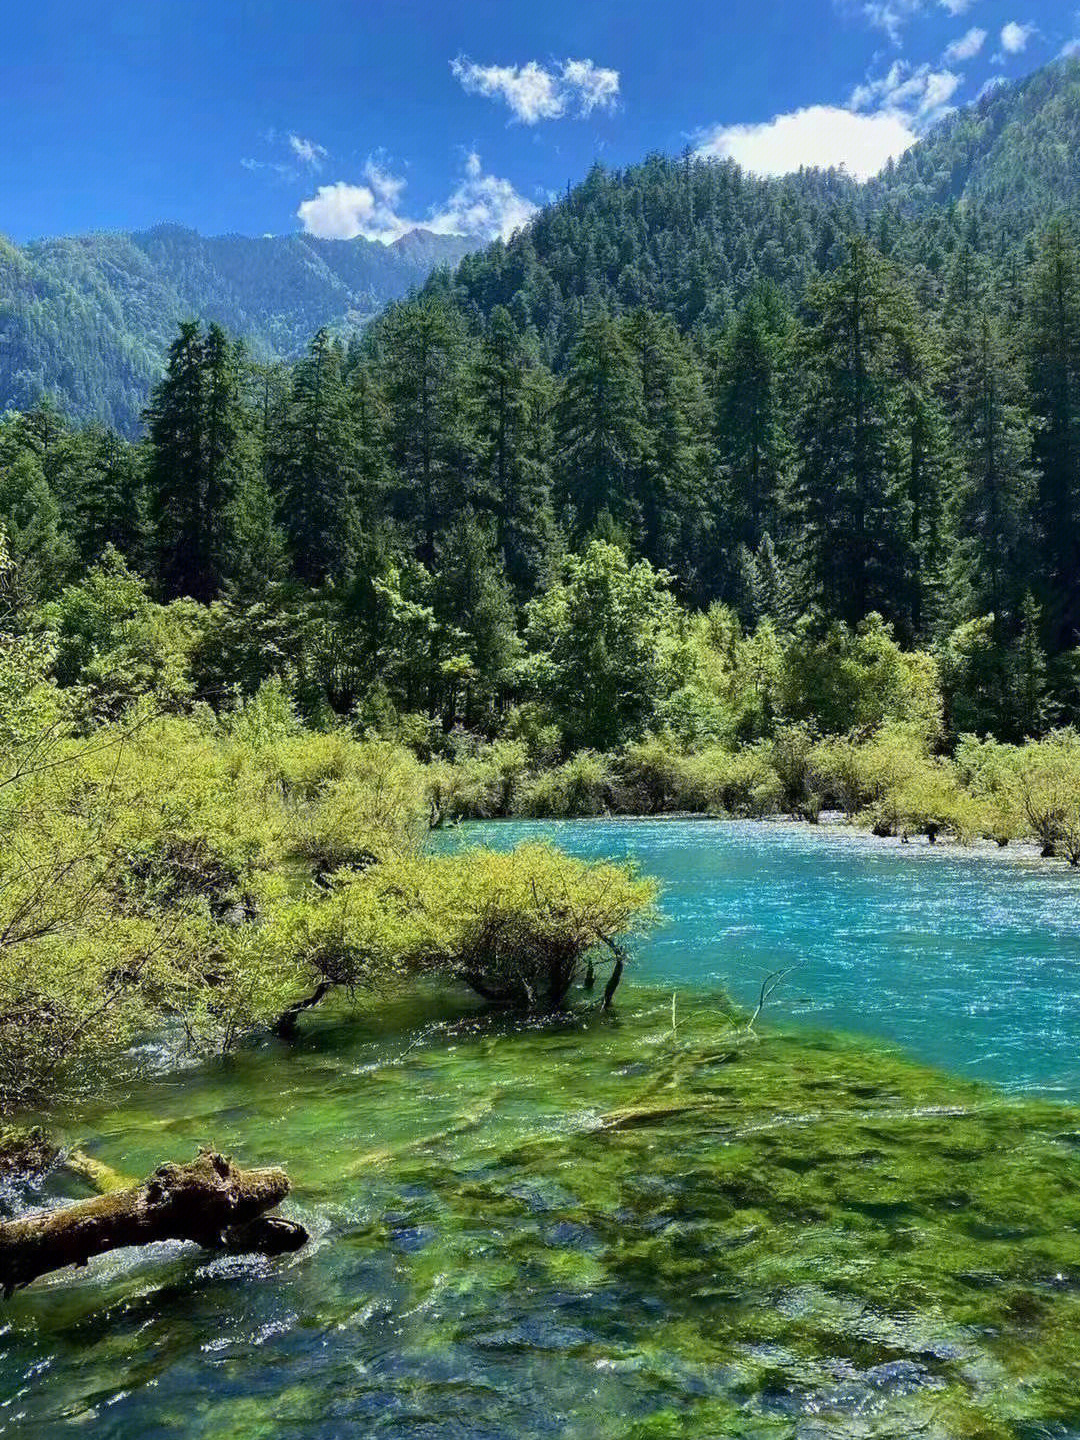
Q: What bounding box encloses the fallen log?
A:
[0,1149,308,1296]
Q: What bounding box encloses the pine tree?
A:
[714,288,790,559]
[790,236,918,630]
[1027,220,1080,649]
[947,306,1035,636]
[147,321,210,600]
[622,309,705,576]
[1007,590,1050,739]
[554,308,639,540]
[381,298,472,568]
[473,307,555,596]
[71,426,149,570]
[432,513,520,728]
[201,324,247,589]
[279,329,357,586]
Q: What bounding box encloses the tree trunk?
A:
[0,1150,306,1296]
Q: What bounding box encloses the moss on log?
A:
[0,1149,307,1296]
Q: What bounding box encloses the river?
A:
[3,820,1079,1438]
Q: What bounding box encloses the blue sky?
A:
[3,0,1078,245]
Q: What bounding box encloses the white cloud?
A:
[297,153,536,244]
[560,59,621,114]
[850,60,962,124]
[297,181,407,242]
[944,26,987,61]
[694,106,917,180]
[288,134,328,168]
[695,45,969,184]
[426,152,539,239]
[1000,20,1035,53]
[849,0,975,38]
[240,156,294,179]
[450,56,620,123]
[1062,38,1080,57]
[856,0,926,41]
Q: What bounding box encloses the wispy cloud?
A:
[847,0,975,41]
[288,134,328,168]
[240,156,295,180]
[944,26,987,62]
[850,60,962,122]
[450,56,619,123]
[242,131,328,181]
[297,152,536,243]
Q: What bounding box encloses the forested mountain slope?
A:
[0,224,473,431]
[434,56,1080,354]
[866,57,1080,224]
[4,58,1078,431]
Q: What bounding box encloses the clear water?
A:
[447,819,1080,1099]
[4,819,1080,1439]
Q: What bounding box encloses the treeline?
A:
[2,216,1079,745]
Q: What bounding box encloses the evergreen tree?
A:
[381,298,472,568]
[71,427,149,570]
[146,321,250,601]
[622,308,705,576]
[279,328,356,586]
[472,307,555,596]
[714,288,790,561]
[146,321,207,600]
[947,306,1035,635]
[554,308,639,540]
[790,237,919,630]
[1027,220,1080,649]
[432,513,520,728]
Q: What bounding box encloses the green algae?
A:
[8,991,1080,1437]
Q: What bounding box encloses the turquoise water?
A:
[451,819,1080,1099]
[4,819,1080,1437]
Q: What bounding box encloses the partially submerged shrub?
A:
[414,844,657,1010]
[427,740,530,823]
[673,745,783,817]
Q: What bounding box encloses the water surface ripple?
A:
[452,818,1080,1098]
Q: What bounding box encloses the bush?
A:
[1011,729,1080,862]
[517,752,615,818]
[427,740,531,823]
[333,843,658,1011]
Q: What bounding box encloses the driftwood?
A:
[0,1150,307,1296]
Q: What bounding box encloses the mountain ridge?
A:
[0,223,475,432]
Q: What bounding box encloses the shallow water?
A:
[447,819,1080,1099]
[4,820,1080,1438]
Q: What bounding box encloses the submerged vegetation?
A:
[4,994,1079,1436]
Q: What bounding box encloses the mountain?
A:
[0,223,474,432]
[431,56,1080,358]
[866,57,1080,225]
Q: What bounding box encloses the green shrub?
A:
[517,752,615,818]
